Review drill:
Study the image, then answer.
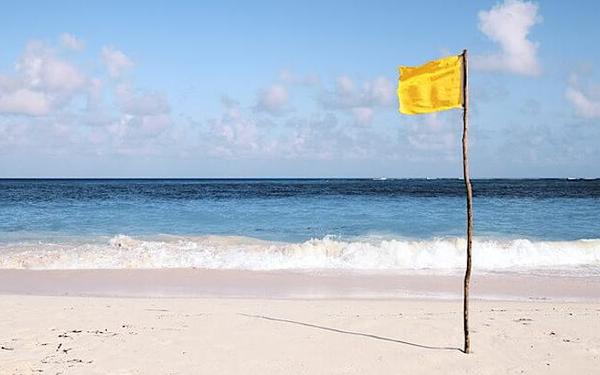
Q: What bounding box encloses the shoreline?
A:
[1,268,599,302]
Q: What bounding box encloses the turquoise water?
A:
[0,179,599,272]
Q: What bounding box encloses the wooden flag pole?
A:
[461,49,473,354]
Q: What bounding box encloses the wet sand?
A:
[0,268,599,300]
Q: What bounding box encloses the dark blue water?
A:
[1,178,599,242]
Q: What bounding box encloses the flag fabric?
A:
[398,55,463,115]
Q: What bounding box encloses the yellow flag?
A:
[398,55,463,115]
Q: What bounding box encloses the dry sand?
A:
[1,296,599,374]
[1,270,599,374]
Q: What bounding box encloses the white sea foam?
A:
[1,234,599,274]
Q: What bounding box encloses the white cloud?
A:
[320,75,394,126]
[0,37,173,155]
[97,46,172,143]
[130,113,171,136]
[200,97,401,162]
[396,112,461,164]
[104,83,172,142]
[207,105,261,156]
[0,41,89,116]
[102,110,173,154]
[86,78,103,110]
[566,86,600,119]
[60,33,85,51]
[0,38,178,168]
[473,0,542,76]
[369,77,394,106]
[101,46,134,78]
[0,89,51,115]
[221,95,242,119]
[322,75,394,109]
[115,84,170,116]
[336,75,354,96]
[352,107,373,126]
[256,84,289,114]
[17,42,87,92]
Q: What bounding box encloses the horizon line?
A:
[0,177,598,180]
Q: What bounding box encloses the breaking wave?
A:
[1,234,600,274]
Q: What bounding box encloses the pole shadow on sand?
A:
[239,313,462,352]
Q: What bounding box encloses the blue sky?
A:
[1,0,599,177]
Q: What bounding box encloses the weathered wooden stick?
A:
[461,49,473,354]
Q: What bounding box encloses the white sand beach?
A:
[1,270,599,374]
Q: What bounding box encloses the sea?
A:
[0,178,599,275]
